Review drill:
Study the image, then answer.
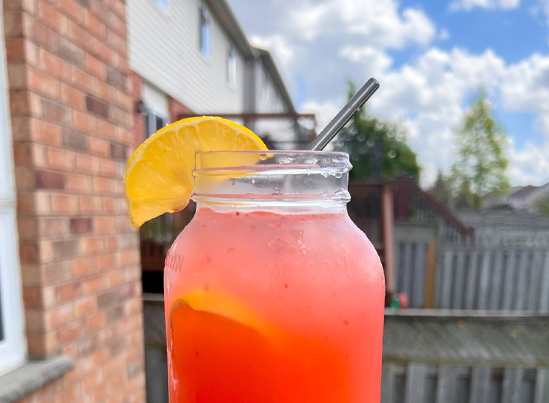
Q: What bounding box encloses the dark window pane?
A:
[488,370,503,403]
[425,375,437,403]
[456,375,471,403]
[393,374,406,403]
[156,116,165,131]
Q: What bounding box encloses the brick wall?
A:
[168,95,193,123]
[4,0,146,401]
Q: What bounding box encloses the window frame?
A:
[199,4,211,57]
[0,3,25,374]
[144,107,169,138]
[227,44,237,88]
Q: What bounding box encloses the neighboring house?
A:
[486,182,549,212]
[506,182,549,212]
[127,0,307,148]
[0,0,145,403]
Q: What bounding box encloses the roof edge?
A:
[203,0,254,59]
[254,47,295,113]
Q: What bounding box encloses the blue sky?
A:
[228,0,549,186]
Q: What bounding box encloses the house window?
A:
[199,4,211,57]
[145,109,168,138]
[0,24,25,372]
[262,70,270,102]
[227,45,237,87]
[152,0,168,13]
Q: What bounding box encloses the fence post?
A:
[423,241,436,309]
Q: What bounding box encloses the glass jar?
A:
[164,151,385,403]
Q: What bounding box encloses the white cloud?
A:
[303,47,549,186]
[227,0,549,187]
[450,0,522,11]
[249,34,295,70]
[439,29,451,40]
[288,0,436,49]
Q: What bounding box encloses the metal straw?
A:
[306,78,380,151]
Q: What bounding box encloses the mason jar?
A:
[164,151,385,403]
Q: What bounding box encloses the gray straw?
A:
[306,78,380,151]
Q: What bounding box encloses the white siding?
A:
[254,62,295,149]
[127,0,245,113]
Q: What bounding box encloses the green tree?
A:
[428,170,452,207]
[450,89,510,210]
[337,83,421,182]
[536,194,549,216]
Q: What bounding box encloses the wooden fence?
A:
[394,243,549,312]
[381,364,549,403]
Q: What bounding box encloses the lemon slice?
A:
[170,290,271,335]
[124,117,267,227]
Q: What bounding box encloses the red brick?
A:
[52,239,79,260]
[58,321,83,344]
[78,195,102,213]
[51,193,79,214]
[71,257,96,281]
[42,98,72,125]
[82,369,103,393]
[75,153,96,172]
[94,38,112,64]
[119,250,138,266]
[13,142,41,166]
[75,296,97,318]
[6,38,38,65]
[82,236,103,254]
[38,0,64,31]
[56,282,81,302]
[24,15,59,54]
[104,235,118,252]
[93,217,113,234]
[58,0,85,23]
[73,110,96,132]
[86,53,106,80]
[68,19,94,52]
[92,177,111,194]
[63,128,88,151]
[84,10,105,39]
[89,136,109,156]
[4,11,24,38]
[10,91,43,117]
[82,275,104,294]
[40,49,69,79]
[39,218,69,238]
[97,119,116,140]
[23,286,44,308]
[46,303,75,328]
[27,330,57,358]
[67,173,92,192]
[106,270,123,286]
[16,166,36,189]
[101,197,117,213]
[35,169,64,189]
[71,66,95,93]
[86,311,106,331]
[98,158,116,176]
[89,0,108,25]
[61,83,86,110]
[58,36,85,67]
[97,253,115,271]
[8,63,27,88]
[86,95,109,118]
[95,79,114,103]
[47,147,75,170]
[32,119,62,145]
[28,67,59,99]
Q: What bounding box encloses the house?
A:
[506,182,549,212]
[126,0,310,149]
[0,0,145,402]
